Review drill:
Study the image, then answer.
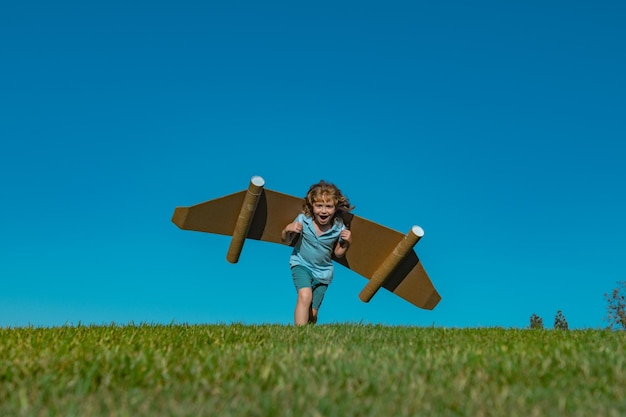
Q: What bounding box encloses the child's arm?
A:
[333,229,352,258]
[281,222,302,245]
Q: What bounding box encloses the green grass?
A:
[1,324,624,417]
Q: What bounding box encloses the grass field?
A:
[1,324,624,417]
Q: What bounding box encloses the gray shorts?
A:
[291,265,328,310]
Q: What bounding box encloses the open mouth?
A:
[318,214,330,222]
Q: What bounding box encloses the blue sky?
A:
[2,1,625,329]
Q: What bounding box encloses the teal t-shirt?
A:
[289,213,345,284]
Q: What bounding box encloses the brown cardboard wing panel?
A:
[171,189,303,243]
[246,189,303,244]
[171,191,246,236]
[336,215,441,310]
[172,188,441,309]
[383,253,441,310]
[337,215,405,276]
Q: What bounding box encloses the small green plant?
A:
[529,313,544,329]
[554,310,569,330]
[604,281,626,330]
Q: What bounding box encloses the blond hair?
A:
[302,180,353,218]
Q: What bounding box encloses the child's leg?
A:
[295,287,313,326]
[308,307,318,324]
[308,281,327,325]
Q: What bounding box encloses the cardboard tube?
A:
[359,225,424,302]
[226,176,265,263]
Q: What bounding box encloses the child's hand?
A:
[285,222,303,234]
[281,221,302,243]
[335,229,352,257]
[340,229,352,244]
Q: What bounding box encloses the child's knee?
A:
[297,288,313,304]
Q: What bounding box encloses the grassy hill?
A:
[1,324,624,416]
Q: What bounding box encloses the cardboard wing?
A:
[172,178,441,310]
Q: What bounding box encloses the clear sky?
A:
[2,1,625,329]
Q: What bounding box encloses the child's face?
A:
[311,197,336,227]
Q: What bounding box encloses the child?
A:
[281,180,353,325]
